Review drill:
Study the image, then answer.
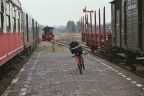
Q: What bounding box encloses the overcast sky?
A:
[19,0,112,26]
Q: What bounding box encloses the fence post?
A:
[52,40,55,52]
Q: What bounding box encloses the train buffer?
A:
[2,43,144,96]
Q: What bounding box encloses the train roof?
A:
[14,0,39,23]
[109,0,115,3]
[43,26,54,31]
[11,0,21,8]
[21,6,37,22]
[43,26,54,29]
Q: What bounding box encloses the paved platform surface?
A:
[2,51,144,96]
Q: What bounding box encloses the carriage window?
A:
[13,17,16,32]
[37,24,39,37]
[0,0,1,11]
[26,14,29,42]
[17,19,20,32]
[18,12,20,32]
[6,2,11,32]
[6,2,10,15]
[32,19,34,39]
[19,20,21,32]
[21,12,23,32]
[0,13,3,32]
[36,22,37,37]
[6,15,10,31]
[21,19,23,32]
[13,6,16,32]
[0,1,3,32]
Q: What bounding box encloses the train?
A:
[42,26,54,41]
[0,0,40,78]
[81,0,144,71]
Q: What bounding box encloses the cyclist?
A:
[69,41,85,70]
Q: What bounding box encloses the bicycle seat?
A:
[75,53,81,56]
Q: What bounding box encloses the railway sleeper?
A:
[24,47,31,56]
[23,49,28,56]
[14,56,21,64]
[0,68,3,80]
[9,60,16,70]
[0,60,15,79]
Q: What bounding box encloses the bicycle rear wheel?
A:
[78,64,82,74]
[80,56,85,69]
[76,55,83,74]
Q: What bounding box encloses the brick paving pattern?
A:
[2,51,144,96]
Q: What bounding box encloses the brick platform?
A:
[2,50,144,96]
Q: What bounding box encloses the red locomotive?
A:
[42,26,54,41]
[0,0,40,78]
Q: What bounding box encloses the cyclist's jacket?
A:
[69,41,83,54]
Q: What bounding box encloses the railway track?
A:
[54,40,144,78]
[0,46,37,95]
[54,40,91,52]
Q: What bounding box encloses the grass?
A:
[37,41,69,52]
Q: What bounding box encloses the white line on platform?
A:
[136,84,143,87]
[88,54,100,61]
[19,92,26,96]
[12,78,18,84]
[118,73,122,75]
[87,52,144,90]
[21,88,27,92]
[20,68,24,72]
[121,75,126,77]
[131,81,137,84]
[126,78,131,81]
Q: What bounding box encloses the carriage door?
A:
[111,2,116,47]
[141,0,144,51]
[115,0,121,48]
[121,0,127,49]
[126,0,139,51]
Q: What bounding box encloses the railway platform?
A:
[2,42,144,96]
